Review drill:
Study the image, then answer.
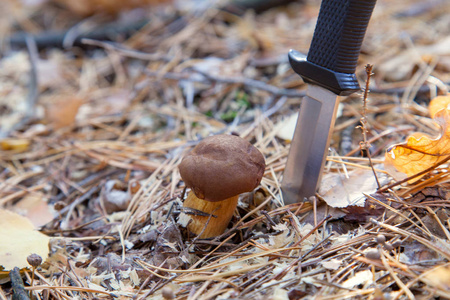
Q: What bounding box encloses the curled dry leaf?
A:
[385,95,450,182]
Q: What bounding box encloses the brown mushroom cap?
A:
[179,134,266,202]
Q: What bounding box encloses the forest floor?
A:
[1,0,450,299]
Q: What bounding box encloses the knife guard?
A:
[290,0,377,95]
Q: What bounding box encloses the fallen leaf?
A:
[399,240,442,265]
[321,258,342,270]
[0,138,31,152]
[429,95,450,118]
[319,167,389,208]
[272,287,289,300]
[275,113,297,142]
[385,95,450,182]
[275,104,344,142]
[45,95,84,129]
[129,269,140,286]
[287,289,308,300]
[0,209,49,270]
[342,195,386,223]
[13,192,55,227]
[342,269,373,288]
[422,264,450,291]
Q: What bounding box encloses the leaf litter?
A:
[0,0,450,299]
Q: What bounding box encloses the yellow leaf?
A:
[0,138,31,152]
[0,209,49,271]
[422,264,450,290]
[385,95,450,182]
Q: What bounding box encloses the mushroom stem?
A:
[183,191,238,238]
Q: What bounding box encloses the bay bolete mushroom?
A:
[179,134,265,238]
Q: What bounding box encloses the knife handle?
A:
[309,0,376,73]
[289,0,376,95]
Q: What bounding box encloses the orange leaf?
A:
[385,95,450,182]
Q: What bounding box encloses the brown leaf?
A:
[45,96,84,129]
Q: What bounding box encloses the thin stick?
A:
[359,64,381,188]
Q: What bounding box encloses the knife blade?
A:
[281,0,377,204]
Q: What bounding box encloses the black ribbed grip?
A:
[308,0,376,74]
[289,0,376,95]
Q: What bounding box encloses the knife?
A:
[281,0,377,204]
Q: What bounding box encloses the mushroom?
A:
[179,134,266,238]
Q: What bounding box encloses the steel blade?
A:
[281,85,340,204]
